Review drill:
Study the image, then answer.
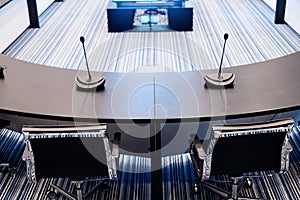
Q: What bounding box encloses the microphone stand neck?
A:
[218,40,227,79]
[82,43,92,81]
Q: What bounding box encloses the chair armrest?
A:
[22,139,36,183]
[190,139,213,181]
[22,147,30,161]
[285,141,293,152]
[112,132,121,158]
[280,140,293,173]
[194,142,207,158]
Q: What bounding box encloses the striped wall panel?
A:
[1,0,300,199]
[3,0,300,72]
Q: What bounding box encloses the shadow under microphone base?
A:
[0,65,7,79]
[75,75,106,91]
[204,72,235,88]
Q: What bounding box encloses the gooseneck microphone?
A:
[80,36,92,81]
[75,36,105,90]
[218,33,228,78]
[204,33,235,87]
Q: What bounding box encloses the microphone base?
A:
[75,75,106,91]
[204,72,235,88]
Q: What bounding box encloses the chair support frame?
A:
[191,119,294,200]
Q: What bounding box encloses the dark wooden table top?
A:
[1,52,300,124]
[155,51,300,121]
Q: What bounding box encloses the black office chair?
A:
[190,118,294,200]
[22,124,120,200]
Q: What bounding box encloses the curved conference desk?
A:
[1,52,300,199]
[1,52,300,125]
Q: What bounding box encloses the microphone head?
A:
[80,36,85,43]
[224,33,229,40]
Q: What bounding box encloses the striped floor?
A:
[1,127,300,199]
[1,0,300,199]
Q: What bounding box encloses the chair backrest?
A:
[22,124,117,183]
[196,118,294,180]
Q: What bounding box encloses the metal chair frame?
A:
[190,119,294,200]
[22,124,119,200]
